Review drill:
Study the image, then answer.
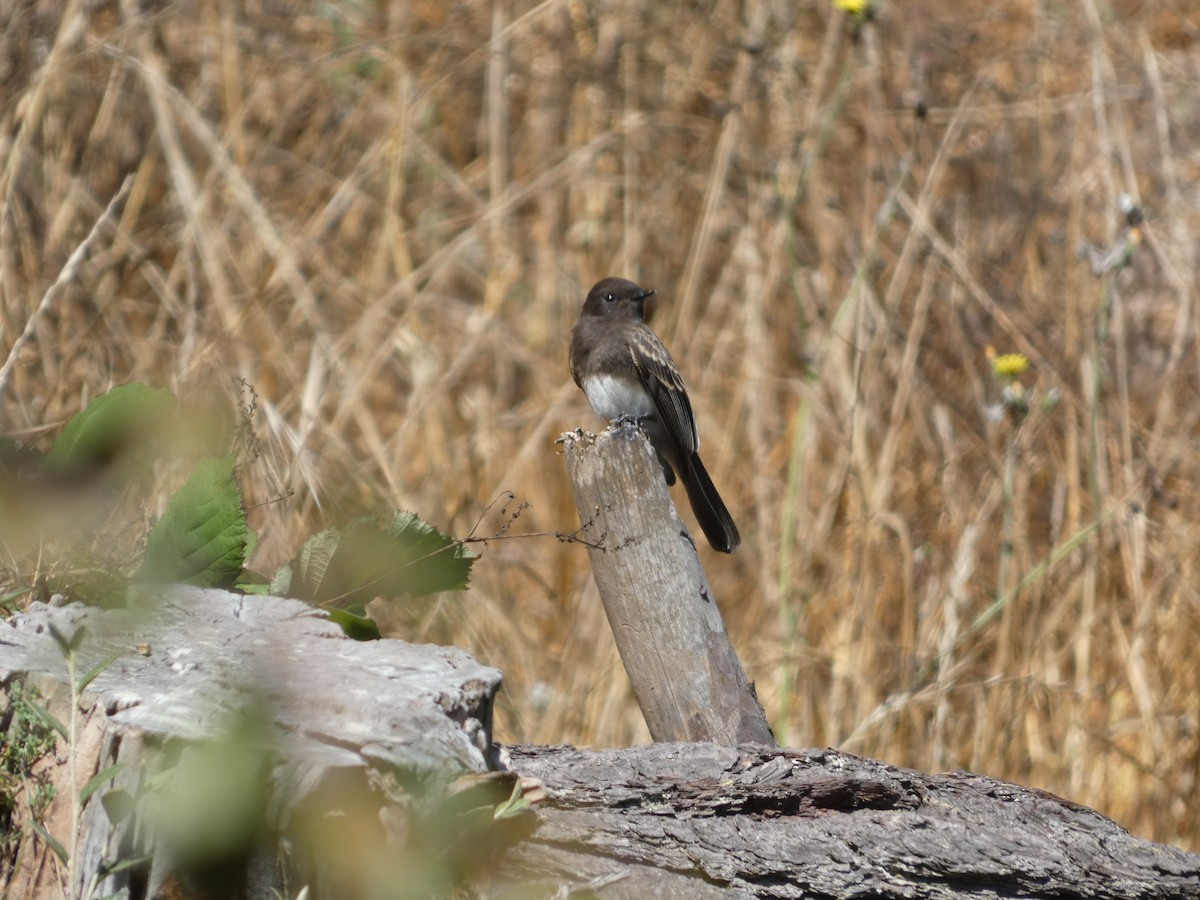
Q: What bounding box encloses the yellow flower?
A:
[991,353,1030,379]
[834,0,871,14]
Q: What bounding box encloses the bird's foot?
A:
[610,413,650,431]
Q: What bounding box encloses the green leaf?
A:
[44,384,175,483]
[384,511,477,595]
[292,527,344,601]
[278,512,475,614]
[30,817,69,864]
[268,561,293,596]
[48,623,87,655]
[0,585,32,612]
[150,717,272,869]
[493,781,532,820]
[235,567,270,594]
[78,652,121,694]
[139,456,249,588]
[23,700,67,742]
[326,608,382,641]
[81,762,128,806]
[45,563,130,610]
[100,789,136,826]
[98,852,153,876]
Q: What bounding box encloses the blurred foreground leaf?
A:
[43,558,130,608]
[44,384,175,484]
[276,512,475,617]
[149,712,272,897]
[140,456,249,588]
[0,437,42,478]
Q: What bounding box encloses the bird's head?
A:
[581,277,656,319]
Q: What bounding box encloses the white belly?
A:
[582,374,655,421]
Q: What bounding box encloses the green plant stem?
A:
[66,646,78,900]
[996,429,1018,606]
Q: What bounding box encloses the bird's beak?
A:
[635,288,657,302]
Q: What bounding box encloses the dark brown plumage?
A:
[569,277,741,553]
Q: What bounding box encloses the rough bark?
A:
[561,424,775,747]
[500,742,1200,899]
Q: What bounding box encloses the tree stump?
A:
[0,587,505,898]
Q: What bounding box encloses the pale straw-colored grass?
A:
[1,0,1197,850]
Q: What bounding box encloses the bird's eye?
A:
[606,293,615,302]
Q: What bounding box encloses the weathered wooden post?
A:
[561,422,775,747]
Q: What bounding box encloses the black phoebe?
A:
[569,277,741,553]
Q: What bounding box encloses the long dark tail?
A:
[683,453,741,552]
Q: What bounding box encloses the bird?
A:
[569,277,741,552]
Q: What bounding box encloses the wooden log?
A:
[0,587,504,898]
[500,742,1200,899]
[561,423,774,747]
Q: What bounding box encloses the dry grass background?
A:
[2,0,1198,851]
